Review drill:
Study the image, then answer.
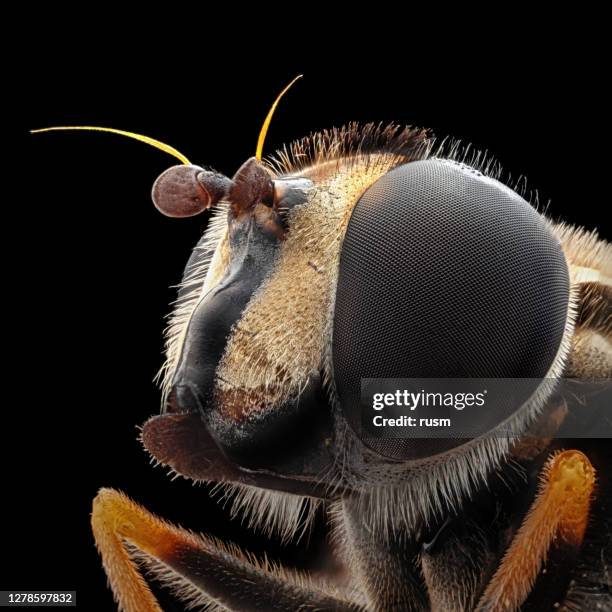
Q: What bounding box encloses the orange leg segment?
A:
[91,488,354,612]
[92,488,192,612]
[475,450,596,612]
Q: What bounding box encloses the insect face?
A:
[144,126,434,497]
[143,124,579,530]
[158,157,335,478]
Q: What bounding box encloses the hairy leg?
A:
[475,450,595,612]
[92,488,360,612]
[421,513,497,611]
[338,496,428,611]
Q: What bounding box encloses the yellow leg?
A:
[475,450,595,612]
[92,488,355,612]
[92,488,188,612]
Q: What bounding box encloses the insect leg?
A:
[420,515,497,611]
[91,488,361,612]
[338,497,428,611]
[475,449,596,612]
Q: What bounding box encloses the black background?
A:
[13,37,609,611]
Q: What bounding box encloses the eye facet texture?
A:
[332,159,570,460]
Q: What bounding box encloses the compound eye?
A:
[332,159,570,461]
[152,165,232,217]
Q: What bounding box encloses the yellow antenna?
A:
[30,126,191,165]
[256,74,303,160]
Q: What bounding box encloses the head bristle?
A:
[255,75,303,161]
[30,126,191,165]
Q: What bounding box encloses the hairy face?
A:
[141,124,575,540]
[147,126,430,490]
